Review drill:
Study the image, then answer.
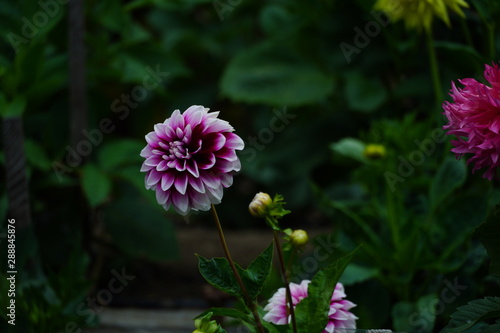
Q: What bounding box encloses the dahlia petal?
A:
[172,192,190,215]
[146,170,162,186]
[161,173,175,191]
[197,153,216,169]
[215,147,238,161]
[140,162,154,172]
[169,110,185,129]
[220,173,233,188]
[174,173,188,195]
[204,118,232,134]
[184,105,205,125]
[202,132,227,152]
[225,132,245,150]
[206,184,224,201]
[145,132,159,146]
[156,188,170,205]
[201,172,219,189]
[188,175,206,193]
[156,160,169,172]
[490,116,500,133]
[186,160,200,178]
[140,145,153,158]
[183,124,192,142]
[190,191,211,210]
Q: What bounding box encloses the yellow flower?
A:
[374,0,469,32]
[363,144,387,160]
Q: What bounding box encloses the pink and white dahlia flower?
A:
[443,63,500,180]
[140,105,244,215]
[263,280,357,332]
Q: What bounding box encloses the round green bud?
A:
[290,229,309,248]
[249,192,273,218]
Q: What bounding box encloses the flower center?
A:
[168,140,190,159]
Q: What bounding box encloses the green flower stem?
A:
[273,230,298,333]
[426,28,443,106]
[210,204,265,333]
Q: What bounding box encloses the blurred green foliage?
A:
[0,0,499,331]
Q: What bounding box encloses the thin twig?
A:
[210,204,265,333]
[273,230,298,333]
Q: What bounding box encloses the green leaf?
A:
[81,164,112,208]
[241,242,274,300]
[97,139,145,172]
[197,242,274,302]
[440,297,500,333]
[295,246,358,332]
[24,139,51,171]
[195,307,253,325]
[429,157,466,210]
[345,72,387,113]
[221,42,334,106]
[330,138,367,163]
[0,95,26,118]
[474,206,500,278]
[197,255,242,299]
[101,192,178,261]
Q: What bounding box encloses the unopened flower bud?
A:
[290,229,308,248]
[249,192,272,217]
[363,144,386,160]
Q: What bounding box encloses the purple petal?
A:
[201,133,226,152]
[197,153,216,169]
[184,105,206,125]
[140,145,153,158]
[186,160,200,177]
[169,110,185,129]
[188,175,205,193]
[174,173,188,195]
[140,162,154,172]
[161,173,175,191]
[146,170,161,188]
[201,172,219,189]
[145,132,159,146]
[224,132,245,150]
[156,188,170,205]
[172,192,189,215]
[156,160,169,171]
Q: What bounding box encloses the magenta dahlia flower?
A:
[140,105,244,215]
[443,63,500,180]
[263,280,357,332]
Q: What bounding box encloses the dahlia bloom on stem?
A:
[263,280,357,332]
[140,105,244,215]
[443,63,500,180]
